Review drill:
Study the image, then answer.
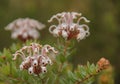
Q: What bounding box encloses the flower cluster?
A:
[5,18,45,41]
[97,58,110,70]
[48,12,90,41]
[13,43,58,75]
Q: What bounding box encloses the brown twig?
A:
[75,67,110,84]
[75,73,97,84]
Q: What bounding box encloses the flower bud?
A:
[28,67,34,74]
[41,67,47,73]
[32,60,38,66]
[62,30,68,39]
[53,29,59,37]
[34,48,38,53]
[20,64,24,70]
[46,58,52,65]
[41,59,48,66]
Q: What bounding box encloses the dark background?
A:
[0,0,120,83]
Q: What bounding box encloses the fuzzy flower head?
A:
[48,12,90,41]
[5,18,45,42]
[13,43,58,75]
[97,57,110,70]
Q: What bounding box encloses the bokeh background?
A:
[0,0,120,83]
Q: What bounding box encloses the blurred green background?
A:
[0,0,120,83]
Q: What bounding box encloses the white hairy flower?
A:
[5,18,45,41]
[48,12,90,41]
[13,43,58,75]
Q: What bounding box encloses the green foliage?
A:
[0,0,119,83]
[0,40,110,84]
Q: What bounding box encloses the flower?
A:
[13,43,58,75]
[48,12,90,41]
[97,57,110,70]
[5,18,45,42]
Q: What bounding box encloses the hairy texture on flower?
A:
[13,43,58,75]
[5,18,45,42]
[48,12,90,41]
[97,57,110,70]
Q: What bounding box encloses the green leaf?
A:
[67,70,78,83]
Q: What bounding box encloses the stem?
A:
[75,73,97,84]
[75,68,105,84]
[37,75,44,84]
[9,61,12,75]
[58,63,63,73]
[64,41,69,56]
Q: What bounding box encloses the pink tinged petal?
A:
[32,59,38,66]
[30,19,45,30]
[16,19,24,27]
[41,57,48,66]
[53,29,60,37]
[80,24,89,32]
[12,54,18,60]
[22,32,28,39]
[46,57,52,65]
[71,12,81,19]
[11,32,18,39]
[62,30,68,39]
[66,12,73,25]
[77,17,90,24]
[34,48,38,53]
[41,48,46,56]
[5,23,14,30]
[22,46,28,50]
[18,29,23,35]
[70,24,76,31]
[28,67,34,74]
[28,29,39,39]
[61,24,67,29]
[20,64,24,70]
[49,25,57,34]
[77,29,86,41]
[85,31,90,37]
[41,66,47,73]
[37,23,45,30]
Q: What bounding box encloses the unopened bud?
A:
[28,67,34,74]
